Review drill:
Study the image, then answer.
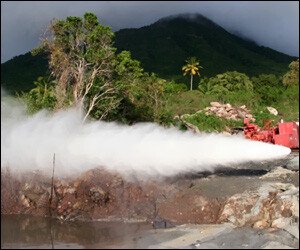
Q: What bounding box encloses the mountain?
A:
[114,13,295,81]
[1,52,49,94]
[1,13,296,94]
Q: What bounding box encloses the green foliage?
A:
[275,84,299,121]
[252,108,278,127]
[1,13,298,132]
[183,112,243,133]
[282,59,299,86]
[112,50,166,123]
[164,81,187,94]
[115,14,295,82]
[20,76,56,114]
[182,57,202,90]
[2,15,295,95]
[182,57,202,76]
[1,52,49,94]
[165,90,215,116]
[199,71,253,95]
[217,91,260,109]
[32,12,121,120]
[251,74,284,105]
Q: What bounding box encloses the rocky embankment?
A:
[1,154,299,248]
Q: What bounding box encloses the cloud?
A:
[1,1,299,63]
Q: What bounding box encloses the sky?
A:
[1,1,299,63]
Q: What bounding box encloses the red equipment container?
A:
[243,118,299,149]
[273,122,299,148]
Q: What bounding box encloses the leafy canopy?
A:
[182,57,202,76]
[198,71,253,95]
[29,13,167,123]
[282,59,299,86]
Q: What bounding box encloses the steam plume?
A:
[1,94,291,180]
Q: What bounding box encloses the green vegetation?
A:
[1,12,298,133]
[183,112,243,133]
[20,76,56,114]
[199,71,253,95]
[1,52,48,94]
[182,57,202,90]
[24,13,167,123]
[2,14,296,94]
[115,14,296,84]
[283,59,299,86]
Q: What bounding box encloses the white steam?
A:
[1,95,291,179]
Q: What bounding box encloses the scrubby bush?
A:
[282,59,299,86]
[252,108,279,127]
[20,76,56,114]
[183,112,243,133]
[198,71,253,95]
[164,81,188,94]
[251,74,284,105]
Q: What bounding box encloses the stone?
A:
[219,182,299,228]
[267,107,278,116]
[152,216,175,229]
[262,241,294,249]
[253,219,269,229]
[285,156,299,171]
[259,167,295,179]
[210,102,221,107]
[89,187,109,205]
[20,195,31,208]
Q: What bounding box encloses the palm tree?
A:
[182,57,203,90]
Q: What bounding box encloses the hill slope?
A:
[1,52,49,94]
[1,13,296,94]
[115,14,295,81]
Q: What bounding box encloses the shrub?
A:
[183,112,243,133]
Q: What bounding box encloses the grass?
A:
[164,85,299,132]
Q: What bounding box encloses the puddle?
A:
[1,215,154,249]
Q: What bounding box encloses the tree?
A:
[251,74,283,104]
[282,59,299,86]
[21,76,56,113]
[32,13,119,122]
[182,57,202,91]
[30,13,168,123]
[198,71,253,95]
[114,51,165,122]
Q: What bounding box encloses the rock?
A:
[152,216,175,229]
[222,131,232,136]
[219,182,299,228]
[285,156,299,171]
[210,102,221,107]
[89,187,109,205]
[259,167,295,179]
[184,122,201,134]
[267,107,278,116]
[253,219,269,229]
[225,103,232,109]
[65,187,76,194]
[20,195,31,208]
[262,241,294,249]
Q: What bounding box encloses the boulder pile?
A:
[203,102,254,121]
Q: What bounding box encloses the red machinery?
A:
[244,118,299,149]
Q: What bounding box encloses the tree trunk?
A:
[190,74,193,91]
